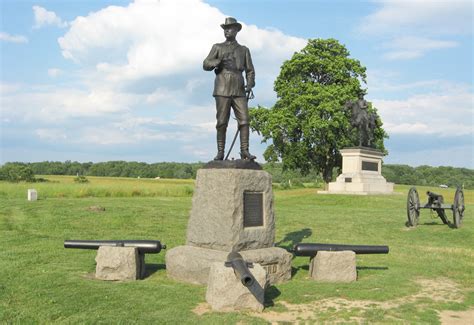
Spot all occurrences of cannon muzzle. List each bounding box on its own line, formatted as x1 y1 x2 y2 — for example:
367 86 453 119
64 240 166 254
293 243 389 257
426 191 444 205
225 252 255 287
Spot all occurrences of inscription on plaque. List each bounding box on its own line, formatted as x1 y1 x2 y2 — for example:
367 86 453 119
262 263 278 274
243 191 263 227
362 161 378 172
345 177 352 183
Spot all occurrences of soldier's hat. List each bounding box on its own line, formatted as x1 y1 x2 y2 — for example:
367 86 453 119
220 17 242 31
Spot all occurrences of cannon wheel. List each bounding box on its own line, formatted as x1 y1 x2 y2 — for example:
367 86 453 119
452 188 465 228
407 187 420 227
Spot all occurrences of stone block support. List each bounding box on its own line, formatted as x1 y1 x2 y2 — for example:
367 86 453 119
206 262 267 312
95 246 144 281
309 251 357 283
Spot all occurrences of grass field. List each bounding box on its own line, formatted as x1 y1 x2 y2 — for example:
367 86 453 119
1 176 473 323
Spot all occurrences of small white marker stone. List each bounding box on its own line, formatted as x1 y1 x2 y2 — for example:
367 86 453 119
27 189 38 201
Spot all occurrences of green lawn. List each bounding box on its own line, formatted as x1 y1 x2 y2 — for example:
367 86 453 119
0 176 472 323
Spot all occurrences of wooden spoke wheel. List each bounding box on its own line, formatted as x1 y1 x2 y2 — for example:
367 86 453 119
407 187 420 227
452 187 465 228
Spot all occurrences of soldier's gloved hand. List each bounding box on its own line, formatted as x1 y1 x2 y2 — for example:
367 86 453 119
245 85 253 93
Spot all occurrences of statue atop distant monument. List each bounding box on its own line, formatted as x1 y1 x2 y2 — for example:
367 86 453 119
203 17 256 161
345 96 378 148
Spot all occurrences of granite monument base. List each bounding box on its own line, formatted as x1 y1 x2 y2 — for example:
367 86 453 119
166 245 292 286
186 166 275 251
167 161 292 286
319 147 393 195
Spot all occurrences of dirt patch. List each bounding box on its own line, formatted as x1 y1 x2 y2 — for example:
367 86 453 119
410 278 464 303
439 309 474 325
192 303 211 316
193 277 467 323
87 205 105 212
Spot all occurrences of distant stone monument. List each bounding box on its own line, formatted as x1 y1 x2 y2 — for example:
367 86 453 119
321 147 393 195
320 97 393 195
166 18 292 285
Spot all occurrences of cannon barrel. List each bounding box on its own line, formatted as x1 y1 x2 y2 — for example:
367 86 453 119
427 191 443 200
64 240 166 254
426 191 444 205
225 252 254 287
293 243 389 257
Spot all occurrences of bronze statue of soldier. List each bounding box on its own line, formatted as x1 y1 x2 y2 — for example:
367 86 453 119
346 95 378 148
203 17 256 161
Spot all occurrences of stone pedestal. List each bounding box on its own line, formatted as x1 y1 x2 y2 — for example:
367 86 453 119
95 246 145 281
166 245 291 285
206 262 266 312
309 251 357 283
166 161 292 285
186 168 274 251
320 147 393 195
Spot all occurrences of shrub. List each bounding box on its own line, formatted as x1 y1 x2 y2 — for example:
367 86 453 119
0 163 36 182
74 175 89 183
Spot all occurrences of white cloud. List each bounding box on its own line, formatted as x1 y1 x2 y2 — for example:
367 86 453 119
33 6 68 29
47 68 63 77
36 128 67 141
69 116 211 146
358 0 473 36
358 0 471 60
77 127 144 145
4 0 306 162
0 82 22 94
1 87 141 122
382 36 458 60
58 0 306 83
373 84 473 137
0 32 28 43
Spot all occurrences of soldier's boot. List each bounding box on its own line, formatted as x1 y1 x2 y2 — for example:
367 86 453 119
214 127 226 160
239 125 256 161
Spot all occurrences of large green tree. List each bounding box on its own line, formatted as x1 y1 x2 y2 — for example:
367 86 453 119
250 38 387 183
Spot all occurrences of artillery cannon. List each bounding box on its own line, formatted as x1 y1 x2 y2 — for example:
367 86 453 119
292 243 389 257
407 187 465 228
64 239 166 254
64 240 166 279
224 252 255 287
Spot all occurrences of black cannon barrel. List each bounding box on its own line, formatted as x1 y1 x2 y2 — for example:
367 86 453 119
427 191 443 200
64 240 166 254
225 252 255 287
427 191 442 197
293 243 389 257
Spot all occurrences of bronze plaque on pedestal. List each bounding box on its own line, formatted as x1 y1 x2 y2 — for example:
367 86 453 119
362 161 378 172
243 192 263 227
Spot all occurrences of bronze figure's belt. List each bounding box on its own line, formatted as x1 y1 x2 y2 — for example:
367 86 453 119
220 68 242 74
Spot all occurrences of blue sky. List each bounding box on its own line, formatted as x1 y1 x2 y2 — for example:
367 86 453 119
1 0 473 168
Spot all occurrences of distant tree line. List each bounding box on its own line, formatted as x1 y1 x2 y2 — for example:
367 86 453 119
0 161 472 189
382 164 473 189
0 161 202 182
